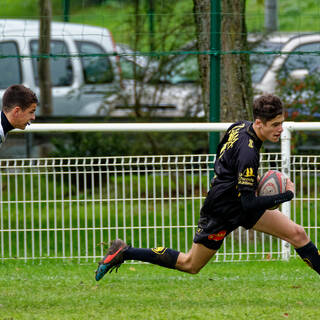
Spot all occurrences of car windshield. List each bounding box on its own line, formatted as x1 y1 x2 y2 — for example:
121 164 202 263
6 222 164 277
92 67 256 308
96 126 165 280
250 41 284 83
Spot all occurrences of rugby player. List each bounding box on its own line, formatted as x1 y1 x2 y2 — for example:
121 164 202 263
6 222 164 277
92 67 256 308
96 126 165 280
0 84 38 147
96 94 320 280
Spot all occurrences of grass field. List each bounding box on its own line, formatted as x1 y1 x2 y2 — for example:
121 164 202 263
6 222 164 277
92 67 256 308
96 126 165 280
0 259 319 319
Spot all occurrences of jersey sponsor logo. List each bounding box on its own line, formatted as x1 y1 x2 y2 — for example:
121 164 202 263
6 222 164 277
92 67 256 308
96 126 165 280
248 139 254 148
152 247 167 255
219 124 245 159
208 230 227 241
238 168 255 186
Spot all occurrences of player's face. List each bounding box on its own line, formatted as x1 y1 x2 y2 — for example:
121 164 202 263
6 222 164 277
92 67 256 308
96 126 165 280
255 114 284 142
13 103 37 130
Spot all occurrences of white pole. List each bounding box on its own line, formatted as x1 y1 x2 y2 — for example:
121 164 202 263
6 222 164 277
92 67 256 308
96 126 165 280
11 121 320 133
265 0 278 32
281 122 292 261
13 122 232 133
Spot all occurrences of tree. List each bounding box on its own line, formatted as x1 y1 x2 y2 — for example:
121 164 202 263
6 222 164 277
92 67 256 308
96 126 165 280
193 0 253 122
39 0 53 157
39 0 52 116
220 0 253 121
193 0 211 119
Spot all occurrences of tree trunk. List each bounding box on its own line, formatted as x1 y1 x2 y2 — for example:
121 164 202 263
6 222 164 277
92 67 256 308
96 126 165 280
193 0 252 122
220 0 253 122
193 0 211 119
39 0 52 116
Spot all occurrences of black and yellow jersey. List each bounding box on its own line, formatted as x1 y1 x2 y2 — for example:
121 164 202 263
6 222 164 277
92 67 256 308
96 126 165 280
211 120 262 199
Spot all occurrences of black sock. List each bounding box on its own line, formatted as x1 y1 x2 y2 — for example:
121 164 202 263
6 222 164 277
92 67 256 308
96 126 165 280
295 241 320 275
123 246 180 269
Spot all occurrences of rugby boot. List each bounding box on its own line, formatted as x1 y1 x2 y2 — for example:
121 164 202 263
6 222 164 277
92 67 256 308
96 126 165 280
95 239 129 281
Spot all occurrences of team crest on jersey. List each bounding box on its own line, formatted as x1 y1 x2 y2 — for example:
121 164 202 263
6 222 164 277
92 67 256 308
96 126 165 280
248 139 254 148
152 247 167 255
208 230 227 241
244 168 254 177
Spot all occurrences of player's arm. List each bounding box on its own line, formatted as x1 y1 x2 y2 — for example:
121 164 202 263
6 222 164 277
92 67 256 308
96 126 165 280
240 178 294 211
240 189 293 211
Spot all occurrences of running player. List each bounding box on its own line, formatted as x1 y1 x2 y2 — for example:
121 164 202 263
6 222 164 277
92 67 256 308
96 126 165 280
95 94 320 280
0 84 38 148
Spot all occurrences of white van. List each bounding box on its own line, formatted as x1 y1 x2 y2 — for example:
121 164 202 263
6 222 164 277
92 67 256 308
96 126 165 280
0 19 122 117
0 19 201 118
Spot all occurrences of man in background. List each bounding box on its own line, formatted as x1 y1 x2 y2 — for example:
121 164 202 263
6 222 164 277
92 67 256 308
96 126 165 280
0 84 38 147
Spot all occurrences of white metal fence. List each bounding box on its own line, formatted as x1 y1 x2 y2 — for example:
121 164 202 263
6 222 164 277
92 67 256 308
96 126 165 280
0 122 319 262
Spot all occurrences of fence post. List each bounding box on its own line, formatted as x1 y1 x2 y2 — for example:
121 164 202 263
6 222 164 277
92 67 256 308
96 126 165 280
281 122 292 260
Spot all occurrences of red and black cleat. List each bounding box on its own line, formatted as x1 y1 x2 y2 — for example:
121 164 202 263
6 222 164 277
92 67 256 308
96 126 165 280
95 239 129 281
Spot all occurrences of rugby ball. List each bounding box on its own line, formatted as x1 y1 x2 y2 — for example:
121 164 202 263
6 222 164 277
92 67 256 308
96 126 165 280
257 170 287 209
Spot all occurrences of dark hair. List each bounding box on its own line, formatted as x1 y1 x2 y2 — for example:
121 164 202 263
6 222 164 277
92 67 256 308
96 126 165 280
253 94 283 122
2 84 38 112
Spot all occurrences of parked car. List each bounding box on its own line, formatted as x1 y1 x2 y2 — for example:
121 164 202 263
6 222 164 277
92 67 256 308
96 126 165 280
149 33 320 96
146 33 320 117
250 32 320 94
250 32 320 153
111 43 202 117
0 19 123 117
0 19 201 119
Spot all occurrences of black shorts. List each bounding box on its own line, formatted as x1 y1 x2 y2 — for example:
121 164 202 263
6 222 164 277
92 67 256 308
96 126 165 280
193 188 265 250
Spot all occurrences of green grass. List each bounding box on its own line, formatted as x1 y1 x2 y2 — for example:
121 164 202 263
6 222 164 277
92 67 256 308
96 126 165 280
0 259 319 319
